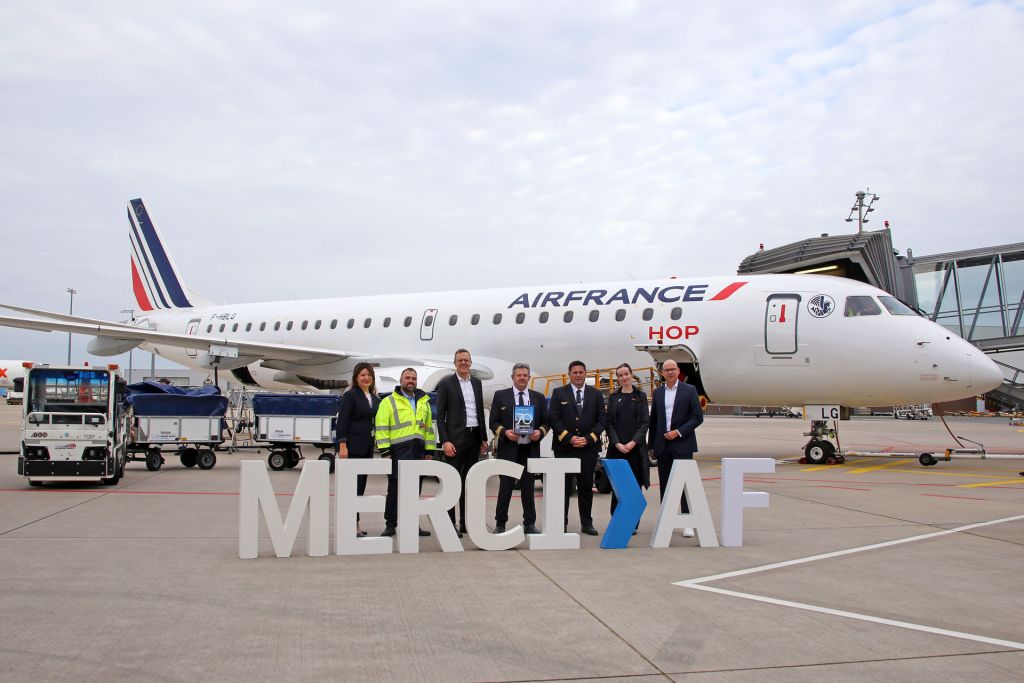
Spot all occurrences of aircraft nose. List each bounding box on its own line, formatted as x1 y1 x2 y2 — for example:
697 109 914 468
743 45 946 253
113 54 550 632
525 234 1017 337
970 353 1004 393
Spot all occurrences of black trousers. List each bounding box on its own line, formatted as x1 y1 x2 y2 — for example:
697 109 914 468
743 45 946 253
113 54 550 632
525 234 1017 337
446 430 481 529
495 444 536 526
384 444 426 527
656 452 692 514
608 451 645 515
558 449 598 527
347 449 372 522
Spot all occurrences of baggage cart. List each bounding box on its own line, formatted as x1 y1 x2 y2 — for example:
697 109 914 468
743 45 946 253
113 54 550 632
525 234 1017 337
251 393 341 471
126 382 229 471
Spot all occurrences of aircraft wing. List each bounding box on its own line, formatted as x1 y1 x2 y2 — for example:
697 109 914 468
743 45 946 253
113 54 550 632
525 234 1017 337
0 302 137 327
0 313 422 367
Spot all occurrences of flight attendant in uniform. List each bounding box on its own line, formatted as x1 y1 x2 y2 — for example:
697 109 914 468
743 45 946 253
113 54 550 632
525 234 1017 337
550 360 606 535
606 363 650 529
336 362 381 537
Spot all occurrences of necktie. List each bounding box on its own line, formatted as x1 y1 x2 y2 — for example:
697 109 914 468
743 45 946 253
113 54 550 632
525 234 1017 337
576 389 583 410
518 391 525 406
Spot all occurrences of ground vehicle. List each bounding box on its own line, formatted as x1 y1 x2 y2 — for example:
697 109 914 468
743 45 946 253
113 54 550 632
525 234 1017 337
6 390 23 405
126 381 229 471
252 393 340 471
17 364 129 486
894 404 932 420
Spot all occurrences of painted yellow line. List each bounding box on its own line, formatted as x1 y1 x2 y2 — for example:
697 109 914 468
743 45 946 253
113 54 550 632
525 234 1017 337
848 459 913 474
958 479 1024 489
889 469 1023 480
800 458 874 472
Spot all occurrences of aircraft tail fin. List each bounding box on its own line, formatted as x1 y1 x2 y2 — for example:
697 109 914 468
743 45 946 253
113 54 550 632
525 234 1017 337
128 198 199 311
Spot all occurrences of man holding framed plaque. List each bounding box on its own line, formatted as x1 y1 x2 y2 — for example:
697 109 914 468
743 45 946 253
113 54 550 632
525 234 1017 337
490 362 549 534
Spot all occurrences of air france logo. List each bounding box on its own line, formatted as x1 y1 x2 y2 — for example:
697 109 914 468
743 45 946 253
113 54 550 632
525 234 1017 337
807 294 835 318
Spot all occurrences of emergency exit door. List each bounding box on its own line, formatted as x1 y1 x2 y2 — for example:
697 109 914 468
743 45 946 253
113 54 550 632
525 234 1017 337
185 318 201 359
420 308 437 341
764 294 800 355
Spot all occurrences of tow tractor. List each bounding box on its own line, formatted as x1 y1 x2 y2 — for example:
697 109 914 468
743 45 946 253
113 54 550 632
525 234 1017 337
17 363 130 486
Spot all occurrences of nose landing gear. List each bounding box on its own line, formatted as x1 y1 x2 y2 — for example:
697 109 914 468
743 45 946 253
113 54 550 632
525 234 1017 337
802 420 844 465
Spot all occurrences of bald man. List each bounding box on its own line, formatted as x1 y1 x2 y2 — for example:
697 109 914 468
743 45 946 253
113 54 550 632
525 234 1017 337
648 359 704 537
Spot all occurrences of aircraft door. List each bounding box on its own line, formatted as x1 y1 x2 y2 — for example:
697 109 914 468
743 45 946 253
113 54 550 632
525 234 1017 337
185 318 201 359
764 294 800 355
420 309 437 341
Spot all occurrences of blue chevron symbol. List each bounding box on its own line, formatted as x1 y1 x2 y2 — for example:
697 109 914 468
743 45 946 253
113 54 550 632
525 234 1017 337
600 458 648 549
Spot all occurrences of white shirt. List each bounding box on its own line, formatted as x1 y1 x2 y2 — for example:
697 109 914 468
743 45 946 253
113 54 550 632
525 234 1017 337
457 374 478 428
664 381 678 435
514 387 531 444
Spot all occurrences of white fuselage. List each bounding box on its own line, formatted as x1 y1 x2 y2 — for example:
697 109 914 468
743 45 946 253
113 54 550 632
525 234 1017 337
128 274 1002 407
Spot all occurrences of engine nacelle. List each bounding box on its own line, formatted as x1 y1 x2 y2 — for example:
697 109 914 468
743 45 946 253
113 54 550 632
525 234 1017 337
87 336 142 357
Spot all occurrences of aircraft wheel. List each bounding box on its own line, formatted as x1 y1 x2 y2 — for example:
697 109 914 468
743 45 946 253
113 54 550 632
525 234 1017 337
268 451 287 471
146 448 163 471
197 449 217 470
919 453 937 467
318 453 335 473
804 440 835 465
286 450 301 469
180 447 198 468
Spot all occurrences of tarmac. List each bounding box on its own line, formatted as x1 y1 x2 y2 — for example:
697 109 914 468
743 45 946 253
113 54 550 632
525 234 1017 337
0 403 1022 682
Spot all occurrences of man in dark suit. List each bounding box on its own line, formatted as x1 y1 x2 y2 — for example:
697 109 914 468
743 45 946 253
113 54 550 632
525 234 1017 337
436 348 489 537
549 360 606 535
648 359 704 537
490 362 549 534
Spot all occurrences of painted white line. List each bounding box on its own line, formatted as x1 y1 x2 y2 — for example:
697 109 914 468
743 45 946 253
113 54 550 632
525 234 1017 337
678 514 1024 586
679 582 1024 650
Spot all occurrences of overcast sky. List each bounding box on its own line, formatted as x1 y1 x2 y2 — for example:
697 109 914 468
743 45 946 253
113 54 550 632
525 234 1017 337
1 1 1022 366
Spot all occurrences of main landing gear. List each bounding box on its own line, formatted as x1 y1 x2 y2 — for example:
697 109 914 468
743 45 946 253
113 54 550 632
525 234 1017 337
802 420 845 465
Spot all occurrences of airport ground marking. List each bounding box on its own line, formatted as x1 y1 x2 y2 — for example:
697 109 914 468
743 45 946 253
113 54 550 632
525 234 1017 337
814 485 870 491
957 479 1024 489
673 514 1024 651
921 494 986 501
848 459 913 474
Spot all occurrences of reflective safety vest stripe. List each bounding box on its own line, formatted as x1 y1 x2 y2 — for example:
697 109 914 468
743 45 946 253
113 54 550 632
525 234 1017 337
375 392 435 452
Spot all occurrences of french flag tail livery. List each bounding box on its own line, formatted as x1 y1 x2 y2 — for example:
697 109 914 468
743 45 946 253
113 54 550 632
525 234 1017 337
128 198 194 312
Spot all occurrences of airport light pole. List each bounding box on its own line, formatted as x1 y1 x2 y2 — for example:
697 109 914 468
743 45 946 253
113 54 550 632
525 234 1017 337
121 308 135 382
66 288 76 364
845 189 880 233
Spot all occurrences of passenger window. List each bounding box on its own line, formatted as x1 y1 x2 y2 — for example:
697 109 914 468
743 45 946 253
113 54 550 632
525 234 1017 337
286 321 294 331
424 315 433 326
471 314 480 325
449 315 458 326
589 310 599 322
330 319 337 330
844 296 882 317
642 308 653 321
231 323 238 332
363 318 372 329
878 296 916 316
564 311 574 323
670 307 682 320
404 317 412 327
245 323 252 332
301 321 308 330
219 324 225 332
615 309 626 322
274 322 281 331
259 322 266 332
539 311 549 323
206 324 213 333
347 319 355 329
383 317 391 328
314 320 322 330
516 312 525 324
493 313 502 324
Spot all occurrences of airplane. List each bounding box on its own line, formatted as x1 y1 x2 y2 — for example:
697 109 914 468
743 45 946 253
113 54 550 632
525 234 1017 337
0 198 1004 463
0 361 30 399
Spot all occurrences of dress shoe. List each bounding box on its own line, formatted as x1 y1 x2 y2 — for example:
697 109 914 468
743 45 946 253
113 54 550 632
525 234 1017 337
381 526 396 537
459 524 467 535
631 530 638 536
418 528 431 537
682 527 695 538
523 524 540 534
357 530 368 538
494 524 506 534
581 525 599 536
456 530 464 538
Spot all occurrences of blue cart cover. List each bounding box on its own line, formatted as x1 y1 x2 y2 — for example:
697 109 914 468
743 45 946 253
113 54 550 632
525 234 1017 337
251 393 341 416
126 382 228 417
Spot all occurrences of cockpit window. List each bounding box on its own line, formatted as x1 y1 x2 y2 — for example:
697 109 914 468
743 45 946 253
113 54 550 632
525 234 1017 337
878 296 917 316
844 296 882 317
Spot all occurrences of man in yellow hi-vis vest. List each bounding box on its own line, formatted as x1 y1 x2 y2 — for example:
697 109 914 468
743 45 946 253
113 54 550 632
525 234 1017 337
376 367 436 537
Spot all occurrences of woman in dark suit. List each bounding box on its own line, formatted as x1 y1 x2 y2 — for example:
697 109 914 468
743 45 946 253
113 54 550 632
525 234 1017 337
606 363 650 523
337 362 381 537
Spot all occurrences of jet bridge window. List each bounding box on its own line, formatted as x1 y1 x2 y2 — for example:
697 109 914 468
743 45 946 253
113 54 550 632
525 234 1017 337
363 318 372 329
642 308 654 321
844 296 882 317
589 310 599 322
515 312 525 324
383 317 391 328
564 311 574 323
301 321 308 330
493 313 502 324
670 307 682 320
878 296 917 316
471 314 480 325
539 311 549 323
615 309 626 321
449 315 458 326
